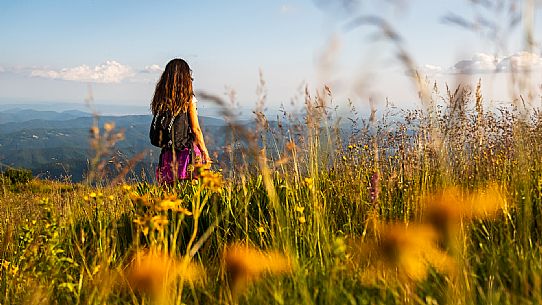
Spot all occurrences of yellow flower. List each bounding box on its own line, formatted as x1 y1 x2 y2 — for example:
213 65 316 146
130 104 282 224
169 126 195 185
349 223 455 285
151 215 169 231
295 206 305 213
200 169 223 192
423 184 507 246
10 265 18 275
1 260 10 270
303 177 313 188
90 126 99 136
223 243 292 295
83 196 89 201
104 122 115 132
298 216 306 224
108 195 114 200
257 226 265 233
89 192 97 198
122 184 132 191
158 198 192 215
126 248 205 297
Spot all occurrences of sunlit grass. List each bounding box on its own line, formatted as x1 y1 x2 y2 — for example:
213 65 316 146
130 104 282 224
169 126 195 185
2 82 542 304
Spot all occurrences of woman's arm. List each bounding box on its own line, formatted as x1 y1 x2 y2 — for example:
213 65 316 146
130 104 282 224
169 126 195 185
188 97 211 162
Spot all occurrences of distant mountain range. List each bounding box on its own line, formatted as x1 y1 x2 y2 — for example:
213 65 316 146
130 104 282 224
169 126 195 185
0 108 232 182
0 105 366 182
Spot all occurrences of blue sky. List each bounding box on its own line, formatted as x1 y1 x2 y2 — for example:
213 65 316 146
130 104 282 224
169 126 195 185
0 0 541 113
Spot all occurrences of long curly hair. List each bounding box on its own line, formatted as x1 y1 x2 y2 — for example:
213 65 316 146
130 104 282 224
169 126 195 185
151 58 193 115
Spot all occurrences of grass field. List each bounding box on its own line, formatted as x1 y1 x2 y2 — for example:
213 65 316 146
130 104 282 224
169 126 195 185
2 82 542 305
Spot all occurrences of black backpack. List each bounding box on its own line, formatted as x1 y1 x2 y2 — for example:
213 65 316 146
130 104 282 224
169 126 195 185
150 109 193 149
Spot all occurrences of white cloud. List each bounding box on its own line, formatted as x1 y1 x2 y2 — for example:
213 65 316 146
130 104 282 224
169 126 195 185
0 66 4 73
419 52 542 76
142 64 162 73
421 64 444 74
452 53 499 74
450 52 542 74
31 60 134 83
497 51 542 72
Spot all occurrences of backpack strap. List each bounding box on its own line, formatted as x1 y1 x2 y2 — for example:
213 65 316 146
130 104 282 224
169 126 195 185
167 107 184 133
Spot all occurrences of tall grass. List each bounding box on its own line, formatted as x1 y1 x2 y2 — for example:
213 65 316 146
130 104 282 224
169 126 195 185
1 78 542 304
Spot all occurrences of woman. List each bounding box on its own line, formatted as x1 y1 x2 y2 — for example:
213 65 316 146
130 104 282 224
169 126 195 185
150 58 210 183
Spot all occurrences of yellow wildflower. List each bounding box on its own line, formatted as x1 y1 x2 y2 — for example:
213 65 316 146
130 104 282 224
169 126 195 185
349 223 455 285
104 122 115 132
223 243 292 295
1 260 10 270
126 248 205 297
158 198 192 215
303 177 313 188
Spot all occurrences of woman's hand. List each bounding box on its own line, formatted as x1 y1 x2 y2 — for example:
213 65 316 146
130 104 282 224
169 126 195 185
202 149 211 163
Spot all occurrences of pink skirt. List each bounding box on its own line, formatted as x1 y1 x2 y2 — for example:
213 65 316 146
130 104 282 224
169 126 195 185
155 145 202 184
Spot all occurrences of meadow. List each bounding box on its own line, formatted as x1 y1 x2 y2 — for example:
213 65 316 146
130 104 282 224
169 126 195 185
1 80 542 305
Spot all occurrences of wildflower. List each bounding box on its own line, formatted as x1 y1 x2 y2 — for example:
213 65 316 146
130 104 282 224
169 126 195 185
122 184 132 191
150 215 169 232
10 265 18 275
83 196 89 201
199 168 223 192
295 206 305 213
104 122 115 132
90 126 99 137
1 260 10 270
303 177 313 188
89 192 97 198
223 243 292 295
257 226 265 233
424 184 506 247
348 144 354 150
349 223 455 285
108 195 114 200
126 248 205 297
158 198 192 215
298 216 306 224
133 216 151 236
130 193 151 207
